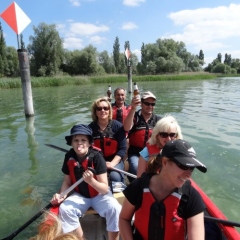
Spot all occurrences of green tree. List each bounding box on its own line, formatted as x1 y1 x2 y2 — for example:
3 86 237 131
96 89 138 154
0 22 7 77
20 34 25 49
217 53 222 63
4 46 19 77
66 45 103 75
204 63 213 72
188 55 202 72
28 22 64 76
118 53 127 74
231 58 240 73
138 43 147 74
212 63 231 74
113 37 120 73
130 52 139 74
198 50 204 66
199 50 204 60
98 50 115 74
224 53 232 66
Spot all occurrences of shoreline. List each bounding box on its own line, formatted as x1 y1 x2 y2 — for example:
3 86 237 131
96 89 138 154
0 72 239 89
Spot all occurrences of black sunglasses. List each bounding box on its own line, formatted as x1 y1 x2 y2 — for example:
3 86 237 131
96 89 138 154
96 106 110 111
159 132 177 138
173 160 195 172
142 102 156 106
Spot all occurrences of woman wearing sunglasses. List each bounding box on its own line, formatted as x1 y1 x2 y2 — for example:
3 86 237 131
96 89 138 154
137 115 182 178
119 139 207 240
88 97 127 183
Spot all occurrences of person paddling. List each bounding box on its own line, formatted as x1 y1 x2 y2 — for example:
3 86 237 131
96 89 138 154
119 139 207 240
51 124 121 240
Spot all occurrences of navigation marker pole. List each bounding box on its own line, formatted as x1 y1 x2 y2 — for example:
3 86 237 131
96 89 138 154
125 48 132 94
0 2 33 117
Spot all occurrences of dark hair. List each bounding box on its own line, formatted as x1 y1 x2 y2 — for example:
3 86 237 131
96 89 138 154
146 154 163 174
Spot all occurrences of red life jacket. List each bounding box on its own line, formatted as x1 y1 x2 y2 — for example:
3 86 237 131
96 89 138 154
67 147 100 198
128 111 160 149
146 142 160 157
133 174 189 240
112 102 131 124
91 120 118 159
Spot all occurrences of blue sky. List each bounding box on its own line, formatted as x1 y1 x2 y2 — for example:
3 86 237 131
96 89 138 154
1 0 240 66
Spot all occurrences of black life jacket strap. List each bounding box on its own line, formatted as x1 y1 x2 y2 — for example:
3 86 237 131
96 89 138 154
177 180 191 218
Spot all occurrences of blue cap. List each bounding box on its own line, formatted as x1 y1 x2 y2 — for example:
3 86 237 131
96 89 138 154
65 124 93 145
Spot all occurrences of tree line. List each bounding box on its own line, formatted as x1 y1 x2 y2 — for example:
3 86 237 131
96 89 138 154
0 22 240 78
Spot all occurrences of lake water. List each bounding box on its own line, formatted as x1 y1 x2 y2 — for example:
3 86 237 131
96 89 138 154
0 77 240 239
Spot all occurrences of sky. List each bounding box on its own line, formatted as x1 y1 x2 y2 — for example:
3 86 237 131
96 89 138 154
1 0 240 66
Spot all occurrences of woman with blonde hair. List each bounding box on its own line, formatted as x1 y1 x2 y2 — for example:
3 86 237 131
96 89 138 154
30 211 80 240
137 115 182 177
88 96 127 182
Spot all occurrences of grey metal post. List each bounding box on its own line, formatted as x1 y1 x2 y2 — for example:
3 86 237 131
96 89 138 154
17 49 34 117
127 59 132 93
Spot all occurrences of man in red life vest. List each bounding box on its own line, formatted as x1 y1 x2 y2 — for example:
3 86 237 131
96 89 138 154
123 91 161 182
111 87 131 124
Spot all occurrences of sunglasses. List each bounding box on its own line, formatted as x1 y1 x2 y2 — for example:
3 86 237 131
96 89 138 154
96 106 110 111
142 102 156 107
159 132 177 138
174 161 195 172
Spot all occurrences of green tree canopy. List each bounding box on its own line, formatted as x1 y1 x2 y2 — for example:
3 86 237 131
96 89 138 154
113 37 120 73
28 22 64 76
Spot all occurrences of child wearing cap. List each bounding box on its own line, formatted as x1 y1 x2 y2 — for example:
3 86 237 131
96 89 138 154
119 139 207 240
51 124 121 240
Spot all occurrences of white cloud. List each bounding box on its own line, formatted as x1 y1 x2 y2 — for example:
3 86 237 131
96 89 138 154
163 4 240 64
69 0 81 7
63 37 84 49
132 49 141 61
67 23 109 36
58 22 109 50
121 22 138 30
89 36 106 45
123 0 145 7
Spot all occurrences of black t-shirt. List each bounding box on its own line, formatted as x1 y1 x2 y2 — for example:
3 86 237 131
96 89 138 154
123 173 205 219
61 148 107 197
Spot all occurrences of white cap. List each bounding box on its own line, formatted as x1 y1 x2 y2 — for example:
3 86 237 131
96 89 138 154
141 91 156 100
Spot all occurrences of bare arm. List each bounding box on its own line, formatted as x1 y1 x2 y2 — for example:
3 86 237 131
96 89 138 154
187 212 205 240
106 155 122 169
119 197 135 240
84 170 108 194
137 155 148 178
51 174 72 205
123 97 139 131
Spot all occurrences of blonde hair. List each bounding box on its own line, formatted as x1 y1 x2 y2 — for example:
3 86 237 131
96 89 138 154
148 115 183 146
29 212 80 240
91 96 113 122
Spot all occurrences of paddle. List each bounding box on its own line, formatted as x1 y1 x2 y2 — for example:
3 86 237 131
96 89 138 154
1 167 96 240
205 216 240 228
45 143 240 229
